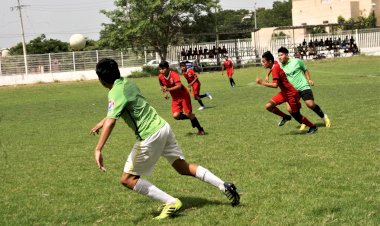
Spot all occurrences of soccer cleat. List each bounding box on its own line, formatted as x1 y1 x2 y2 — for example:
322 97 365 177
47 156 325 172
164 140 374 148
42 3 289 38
307 126 318 134
299 124 307 131
223 182 240 207
278 115 292 126
197 130 205 135
154 199 182 220
206 92 213 100
324 116 331 128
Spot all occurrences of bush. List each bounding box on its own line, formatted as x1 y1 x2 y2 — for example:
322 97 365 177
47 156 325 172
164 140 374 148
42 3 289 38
128 71 151 78
142 66 159 76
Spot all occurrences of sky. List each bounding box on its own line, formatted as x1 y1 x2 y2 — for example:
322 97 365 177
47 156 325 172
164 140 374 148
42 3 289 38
0 0 276 49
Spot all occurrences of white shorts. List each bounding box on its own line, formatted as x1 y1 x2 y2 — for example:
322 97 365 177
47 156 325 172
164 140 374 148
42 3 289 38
123 123 185 176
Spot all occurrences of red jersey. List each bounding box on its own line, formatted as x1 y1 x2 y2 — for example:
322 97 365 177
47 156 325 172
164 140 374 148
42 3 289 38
182 68 200 85
223 59 233 69
271 61 298 99
158 70 188 100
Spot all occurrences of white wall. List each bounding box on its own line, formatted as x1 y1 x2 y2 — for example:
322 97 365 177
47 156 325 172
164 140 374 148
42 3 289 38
0 66 142 86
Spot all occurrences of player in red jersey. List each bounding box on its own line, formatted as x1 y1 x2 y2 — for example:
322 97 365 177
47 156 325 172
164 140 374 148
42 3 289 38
256 51 318 134
158 61 205 135
179 62 212 110
221 55 236 88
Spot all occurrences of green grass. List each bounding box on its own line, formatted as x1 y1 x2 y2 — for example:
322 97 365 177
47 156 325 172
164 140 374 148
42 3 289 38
0 55 379 225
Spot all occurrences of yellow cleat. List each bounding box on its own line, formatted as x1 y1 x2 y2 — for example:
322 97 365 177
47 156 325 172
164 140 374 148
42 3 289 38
324 116 331 128
299 124 307 131
154 199 182 220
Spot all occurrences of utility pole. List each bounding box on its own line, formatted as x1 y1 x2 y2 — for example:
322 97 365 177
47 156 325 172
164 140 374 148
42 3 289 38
254 0 257 29
11 0 28 76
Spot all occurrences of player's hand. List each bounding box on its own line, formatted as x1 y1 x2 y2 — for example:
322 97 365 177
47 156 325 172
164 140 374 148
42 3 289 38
256 77 262 85
164 93 169 99
161 86 168 92
90 123 103 135
95 149 106 172
308 79 314 86
265 76 270 82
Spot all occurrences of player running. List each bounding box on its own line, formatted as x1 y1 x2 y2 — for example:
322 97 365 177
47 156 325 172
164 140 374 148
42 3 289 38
158 61 205 135
256 51 318 134
221 55 236 88
277 47 331 130
179 61 212 110
91 58 240 220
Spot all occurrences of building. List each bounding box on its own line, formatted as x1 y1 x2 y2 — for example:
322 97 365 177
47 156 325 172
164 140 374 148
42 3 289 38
292 0 380 27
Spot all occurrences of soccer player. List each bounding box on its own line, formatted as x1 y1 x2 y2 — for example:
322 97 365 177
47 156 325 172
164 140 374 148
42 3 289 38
221 55 236 88
90 58 240 220
277 47 331 130
179 61 212 110
158 61 205 135
256 51 318 134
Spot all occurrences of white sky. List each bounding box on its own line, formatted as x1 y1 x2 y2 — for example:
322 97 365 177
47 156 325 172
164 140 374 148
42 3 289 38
0 0 276 49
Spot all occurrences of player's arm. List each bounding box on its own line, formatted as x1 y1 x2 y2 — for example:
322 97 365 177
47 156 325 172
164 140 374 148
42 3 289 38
166 83 182 91
159 80 169 99
92 118 116 172
90 117 107 135
256 77 278 88
188 74 198 87
304 70 314 86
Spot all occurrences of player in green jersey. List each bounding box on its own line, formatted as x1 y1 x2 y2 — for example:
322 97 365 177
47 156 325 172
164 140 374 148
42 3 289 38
90 58 240 220
276 47 331 130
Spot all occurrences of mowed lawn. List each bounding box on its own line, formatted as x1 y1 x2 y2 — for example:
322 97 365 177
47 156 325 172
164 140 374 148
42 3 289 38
0 56 379 225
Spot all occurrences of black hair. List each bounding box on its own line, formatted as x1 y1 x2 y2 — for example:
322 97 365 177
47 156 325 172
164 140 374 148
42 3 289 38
96 58 121 84
262 51 274 62
278 47 289 54
159 61 169 69
179 62 187 67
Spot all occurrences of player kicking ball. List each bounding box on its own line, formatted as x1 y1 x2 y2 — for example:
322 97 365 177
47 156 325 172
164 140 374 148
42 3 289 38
256 51 318 134
179 61 212 110
90 59 240 220
158 61 205 135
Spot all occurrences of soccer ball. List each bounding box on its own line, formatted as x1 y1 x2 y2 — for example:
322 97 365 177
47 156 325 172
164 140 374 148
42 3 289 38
69 34 86 50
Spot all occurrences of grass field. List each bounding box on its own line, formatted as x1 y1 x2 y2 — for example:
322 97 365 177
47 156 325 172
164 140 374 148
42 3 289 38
0 56 379 225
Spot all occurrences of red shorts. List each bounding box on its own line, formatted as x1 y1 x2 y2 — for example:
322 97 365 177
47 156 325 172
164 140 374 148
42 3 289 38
172 93 192 114
191 82 200 96
271 92 301 113
226 69 233 78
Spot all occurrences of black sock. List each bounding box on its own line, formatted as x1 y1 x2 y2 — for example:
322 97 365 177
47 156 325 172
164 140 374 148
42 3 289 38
199 94 207 98
198 100 205 107
178 113 189 120
191 117 204 131
290 111 303 124
312 105 325 118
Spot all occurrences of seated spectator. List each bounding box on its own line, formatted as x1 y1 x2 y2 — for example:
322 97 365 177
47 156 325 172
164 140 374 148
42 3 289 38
302 39 307 47
181 48 186 60
308 46 316 58
221 45 228 54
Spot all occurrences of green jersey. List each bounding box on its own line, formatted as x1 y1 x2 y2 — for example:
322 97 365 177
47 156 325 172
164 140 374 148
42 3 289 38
281 58 310 91
107 78 166 140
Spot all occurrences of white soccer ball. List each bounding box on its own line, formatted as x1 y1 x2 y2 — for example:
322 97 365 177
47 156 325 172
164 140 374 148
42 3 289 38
69 34 86 50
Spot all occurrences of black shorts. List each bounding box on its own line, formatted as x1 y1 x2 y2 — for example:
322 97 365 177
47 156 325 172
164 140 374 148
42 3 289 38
298 89 314 101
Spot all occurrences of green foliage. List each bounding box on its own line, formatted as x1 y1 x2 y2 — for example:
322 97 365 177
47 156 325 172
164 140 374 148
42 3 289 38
9 34 69 55
99 0 218 60
338 12 377 30
0 56 379 225
142 65 159 76
311 26 327 34
128 70 151 78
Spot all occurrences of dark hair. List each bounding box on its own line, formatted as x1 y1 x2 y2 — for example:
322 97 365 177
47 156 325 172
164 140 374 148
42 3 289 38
159 61 169 69
179 62 186 67
278 47 289 54
262 51 274 62
96 58 121 84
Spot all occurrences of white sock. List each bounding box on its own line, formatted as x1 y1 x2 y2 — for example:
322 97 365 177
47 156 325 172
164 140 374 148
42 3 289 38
195 166 225 191
133 179 177 204
324 114 328 119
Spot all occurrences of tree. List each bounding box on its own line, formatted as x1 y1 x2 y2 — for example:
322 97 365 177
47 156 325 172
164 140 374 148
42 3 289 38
99 0 218 60
9 34 69 55
337 12 377 30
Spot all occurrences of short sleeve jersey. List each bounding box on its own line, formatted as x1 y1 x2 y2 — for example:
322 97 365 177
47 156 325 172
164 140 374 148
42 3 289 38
271 61 298 98
280 58 310 91
223 59 233 69
107 78 166 140
158 70 188 100
182 68 200 85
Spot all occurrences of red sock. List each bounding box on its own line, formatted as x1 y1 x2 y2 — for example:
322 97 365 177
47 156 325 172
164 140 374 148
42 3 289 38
302 116 315 127
271 107 286 117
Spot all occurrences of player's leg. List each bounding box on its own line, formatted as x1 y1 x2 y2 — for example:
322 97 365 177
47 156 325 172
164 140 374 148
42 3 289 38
301 89 331 127
270 93 292 126
288 97 317 134
121 132 182 219
172 100 189 120
192 83 205 110
183 95 205 135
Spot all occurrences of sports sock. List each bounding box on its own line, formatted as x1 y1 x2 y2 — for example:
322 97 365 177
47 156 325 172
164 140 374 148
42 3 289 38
195 166 225 192
198 100 205 107
199 94 207 98
231 78 236 86
178 113 189 120
271 107 287 118
291 111 314 127
312 104 325 118
190 117 204 131
133 179 177 204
